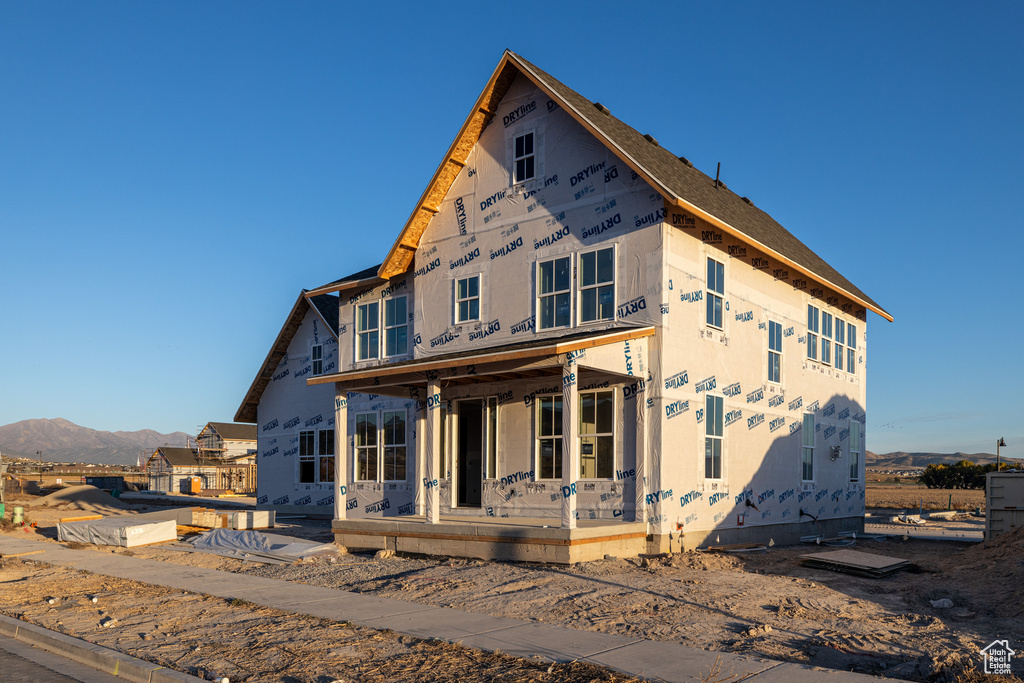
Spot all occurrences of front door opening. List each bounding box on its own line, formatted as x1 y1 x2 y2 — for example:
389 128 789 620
457 399 483 507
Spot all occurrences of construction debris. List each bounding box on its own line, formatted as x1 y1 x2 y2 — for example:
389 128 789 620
800 549 911 578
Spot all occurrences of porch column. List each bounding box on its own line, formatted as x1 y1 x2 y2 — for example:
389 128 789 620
424 379 441 523
414 400 425 517
634 385 648 524
561 360 579 529
333 386 348 521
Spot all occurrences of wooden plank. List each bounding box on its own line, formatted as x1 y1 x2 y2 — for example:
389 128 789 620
800 549 909 570
59 515 103 523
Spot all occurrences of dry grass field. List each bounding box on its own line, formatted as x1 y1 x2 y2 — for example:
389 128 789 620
865 482 986 511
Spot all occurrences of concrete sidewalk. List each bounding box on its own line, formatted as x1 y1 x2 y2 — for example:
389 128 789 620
0 536 895 682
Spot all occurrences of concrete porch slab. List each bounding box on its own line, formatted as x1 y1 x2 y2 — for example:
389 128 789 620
333 515 648 563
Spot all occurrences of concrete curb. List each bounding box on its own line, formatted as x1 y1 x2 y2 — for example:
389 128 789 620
0 614 205 682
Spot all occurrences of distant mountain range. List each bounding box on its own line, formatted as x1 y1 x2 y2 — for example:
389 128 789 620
0 418 191 466
865 450 1006 469
0 418 1012 469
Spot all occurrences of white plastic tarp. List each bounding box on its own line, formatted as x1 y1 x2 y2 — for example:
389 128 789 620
57 517 177 547
190 529 339 562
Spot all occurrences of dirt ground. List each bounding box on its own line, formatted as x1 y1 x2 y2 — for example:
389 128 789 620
2 490 1021 682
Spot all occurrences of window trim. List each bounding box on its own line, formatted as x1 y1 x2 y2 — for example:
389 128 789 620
577 246 616 325
767 320 783 385
354 411 379 482
381 409 408 482
454 274 482 324
298 430 316 484
513 130 536 184
355 296 410 362
706 257 725 330
704 394 724 480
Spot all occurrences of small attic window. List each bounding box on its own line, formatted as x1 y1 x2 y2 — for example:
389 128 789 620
514 132 535 183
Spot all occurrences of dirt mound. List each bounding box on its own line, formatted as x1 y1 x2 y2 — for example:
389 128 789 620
944 525 1024 618
35 485 129 512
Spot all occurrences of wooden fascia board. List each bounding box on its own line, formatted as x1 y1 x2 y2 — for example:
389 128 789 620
508 53 893 324
379 55 517 280
668 195 894 323
233 292 310 423
307 326 655 387
306 276 383 298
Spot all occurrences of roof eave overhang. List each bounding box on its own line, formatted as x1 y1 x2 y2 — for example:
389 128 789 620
378 51 892 323
307 326 655 387
233 292 311 423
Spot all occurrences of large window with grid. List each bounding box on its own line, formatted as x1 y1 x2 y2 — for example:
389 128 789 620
578 248 615 323
706 258 724 329
538 257 572 330
536 396 563 480
356 298 408 361
579 390 614 479
704 394 723 479
318 430 335 483
354 410 408 482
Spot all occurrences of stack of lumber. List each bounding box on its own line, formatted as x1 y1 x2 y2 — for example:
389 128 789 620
800 549 911 578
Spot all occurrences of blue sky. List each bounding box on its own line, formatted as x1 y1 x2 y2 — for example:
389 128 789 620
1 2 1021 460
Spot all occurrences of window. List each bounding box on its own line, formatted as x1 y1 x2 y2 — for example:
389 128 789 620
580 390 614 478
847 323 857 375
834 319 845 371
579 248 615 323
704 394 723 479
357 297 408 361
455 275 480 323
538 256 572 329
768 320 782 384
807 305 819 361
382 410 407 481
355 410 408 482
849 421 862 481
821 312 833 366
311 344 323 376
802 414 815 481
298 430 316 483
318 429 335 483
486 397 498 479
356 302 379 361
513 131 535 183
537 396 562 479
355 413 378 481
706 258 724 328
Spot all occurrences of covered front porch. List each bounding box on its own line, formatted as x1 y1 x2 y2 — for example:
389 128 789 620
309 326 656 562
332 514 648 564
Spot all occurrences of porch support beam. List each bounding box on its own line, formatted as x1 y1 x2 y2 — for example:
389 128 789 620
333 386 349 522
424 378 441 523
561 359 579 529
634 384 647 524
